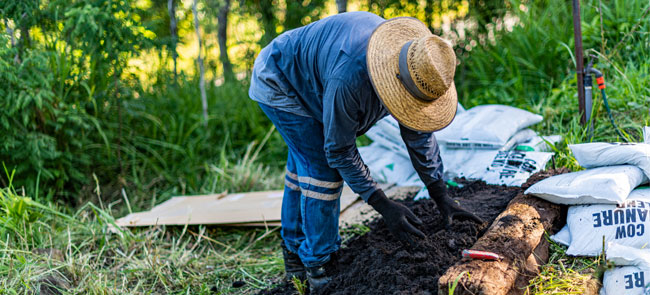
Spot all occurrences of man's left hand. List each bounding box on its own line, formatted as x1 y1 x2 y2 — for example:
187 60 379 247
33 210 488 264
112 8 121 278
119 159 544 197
427 180 484 226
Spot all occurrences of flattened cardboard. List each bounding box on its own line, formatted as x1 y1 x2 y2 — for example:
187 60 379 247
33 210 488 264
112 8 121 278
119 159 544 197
116 186 360 227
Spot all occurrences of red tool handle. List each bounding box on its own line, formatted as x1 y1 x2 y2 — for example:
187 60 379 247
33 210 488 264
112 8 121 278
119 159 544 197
462 249 502 260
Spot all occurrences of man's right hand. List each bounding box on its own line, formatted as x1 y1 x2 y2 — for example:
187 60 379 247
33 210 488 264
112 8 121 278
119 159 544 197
368 190 425 246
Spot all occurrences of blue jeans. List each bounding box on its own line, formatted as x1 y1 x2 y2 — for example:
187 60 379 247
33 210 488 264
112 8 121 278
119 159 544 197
258 103 342 268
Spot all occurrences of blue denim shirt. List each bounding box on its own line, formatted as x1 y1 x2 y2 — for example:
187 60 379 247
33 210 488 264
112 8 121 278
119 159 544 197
249 11 443 201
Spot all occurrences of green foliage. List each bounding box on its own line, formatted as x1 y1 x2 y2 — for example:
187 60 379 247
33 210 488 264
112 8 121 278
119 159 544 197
457 0 574 106
1 0 650 292
0 0 156 200
284 0 327 30
457 0 650 172
291 276 308 295
457 0 650 106
107 79 285 211
0 34 92 196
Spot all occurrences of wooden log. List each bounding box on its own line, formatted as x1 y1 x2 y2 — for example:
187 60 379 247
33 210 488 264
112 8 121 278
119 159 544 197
507 237 549 295
438 193 562 295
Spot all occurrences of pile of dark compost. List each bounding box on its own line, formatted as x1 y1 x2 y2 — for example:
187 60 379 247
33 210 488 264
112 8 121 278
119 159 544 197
261 180 523 295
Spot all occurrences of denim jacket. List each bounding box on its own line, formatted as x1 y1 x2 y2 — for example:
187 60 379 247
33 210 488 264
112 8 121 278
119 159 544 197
249 12 443 201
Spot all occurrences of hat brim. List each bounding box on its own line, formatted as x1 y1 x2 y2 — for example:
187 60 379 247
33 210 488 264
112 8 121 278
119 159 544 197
367 17 457 132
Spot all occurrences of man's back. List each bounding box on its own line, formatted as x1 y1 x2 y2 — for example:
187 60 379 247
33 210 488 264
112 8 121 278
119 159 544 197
249 11 384 120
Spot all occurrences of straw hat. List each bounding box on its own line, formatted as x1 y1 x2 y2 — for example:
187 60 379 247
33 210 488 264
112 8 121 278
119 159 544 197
367 17 458 132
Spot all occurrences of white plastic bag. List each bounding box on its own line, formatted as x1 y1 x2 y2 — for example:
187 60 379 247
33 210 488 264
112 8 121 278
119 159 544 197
364 116 409 158
516 135 562 152
416 150 552 200
358 143 416 185
601 266 650 295
500 129 538 151
442 149 552 186
551 224 571 247
439 146 497 180
525 165 648 205
564 188 650 256
365 103 466 159
607 243 650 268
435 105 543 149
570 143 650 178
482 150 553 186
602 243 650 295
456 102 466 114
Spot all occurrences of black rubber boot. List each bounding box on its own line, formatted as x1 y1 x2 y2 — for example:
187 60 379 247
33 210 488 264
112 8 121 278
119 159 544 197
305 252 339 294
281 242 306 282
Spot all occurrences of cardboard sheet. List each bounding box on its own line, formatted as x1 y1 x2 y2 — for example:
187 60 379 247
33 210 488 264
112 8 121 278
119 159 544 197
116 186 361 227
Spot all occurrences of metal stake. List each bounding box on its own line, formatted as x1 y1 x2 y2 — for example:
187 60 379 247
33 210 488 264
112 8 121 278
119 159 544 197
572 0 586 125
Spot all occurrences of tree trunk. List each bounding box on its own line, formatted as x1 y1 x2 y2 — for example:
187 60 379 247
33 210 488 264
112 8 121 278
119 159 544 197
16 18 30 63
4 19 18 63
424 0 434 31
192 0 209 127
336 0 347 13
257 0 276 46
218 0 235 83
4 19 15 47
168 0 178 83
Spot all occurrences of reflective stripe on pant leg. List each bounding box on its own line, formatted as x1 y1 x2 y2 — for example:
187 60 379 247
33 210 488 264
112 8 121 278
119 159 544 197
286 168 299 182
298 176 343 189
281 153 304 253
301 187 343 201
298 175 344 201
285 167 301 192
285 176 301 191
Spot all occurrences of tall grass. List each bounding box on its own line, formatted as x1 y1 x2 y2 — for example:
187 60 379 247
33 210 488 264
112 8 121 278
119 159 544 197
81 79 286 214
457 0 650 171
0 170 284 294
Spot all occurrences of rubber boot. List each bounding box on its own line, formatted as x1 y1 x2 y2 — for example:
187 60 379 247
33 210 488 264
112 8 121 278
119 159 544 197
305 252 339 294
281 242 306 282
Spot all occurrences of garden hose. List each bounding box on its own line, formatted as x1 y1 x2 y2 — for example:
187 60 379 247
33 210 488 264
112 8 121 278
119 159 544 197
588 68 628 142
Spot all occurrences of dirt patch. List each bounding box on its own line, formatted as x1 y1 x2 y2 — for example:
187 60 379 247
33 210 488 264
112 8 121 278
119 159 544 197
260 180 522 295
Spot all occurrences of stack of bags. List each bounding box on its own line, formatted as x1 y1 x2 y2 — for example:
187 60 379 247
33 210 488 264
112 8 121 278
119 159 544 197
525 142 650 295
434 104 559 187
359 104 560 198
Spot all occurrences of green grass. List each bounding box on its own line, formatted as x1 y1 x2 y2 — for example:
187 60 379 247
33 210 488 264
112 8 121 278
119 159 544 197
0 170 285 294
524 238 606 294
3 0 650 293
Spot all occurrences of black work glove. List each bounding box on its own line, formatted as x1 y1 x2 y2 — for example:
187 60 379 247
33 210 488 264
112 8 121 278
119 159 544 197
428 179 484 226
368 190 425 246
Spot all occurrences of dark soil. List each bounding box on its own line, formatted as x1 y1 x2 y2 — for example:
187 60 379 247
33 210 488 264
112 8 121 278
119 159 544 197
260 180 522 295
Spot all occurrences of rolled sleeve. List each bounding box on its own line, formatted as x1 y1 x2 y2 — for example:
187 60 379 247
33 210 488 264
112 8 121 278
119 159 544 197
399 124 444 187
322 79 380 201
